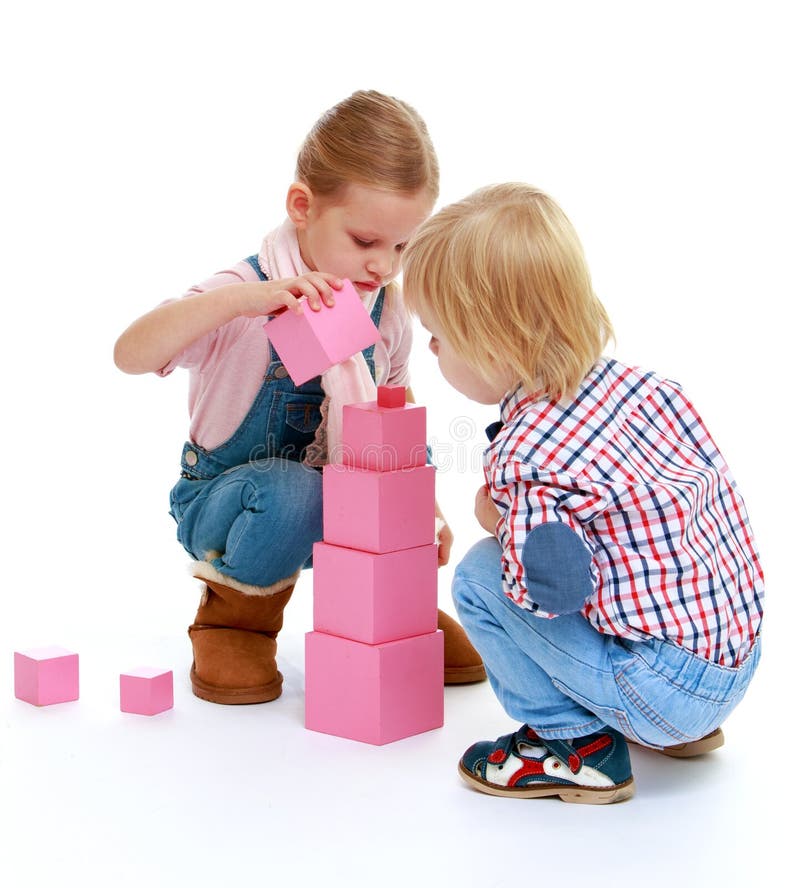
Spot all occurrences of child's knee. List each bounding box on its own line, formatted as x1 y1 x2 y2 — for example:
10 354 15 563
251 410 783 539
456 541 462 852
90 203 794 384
453 536 503 607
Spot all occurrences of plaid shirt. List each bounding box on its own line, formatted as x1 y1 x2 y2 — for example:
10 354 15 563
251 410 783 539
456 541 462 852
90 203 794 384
485 359 763 667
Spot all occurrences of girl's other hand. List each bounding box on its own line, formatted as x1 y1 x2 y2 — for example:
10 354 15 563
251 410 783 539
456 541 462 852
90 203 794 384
240 272 342 317
436 521 454 567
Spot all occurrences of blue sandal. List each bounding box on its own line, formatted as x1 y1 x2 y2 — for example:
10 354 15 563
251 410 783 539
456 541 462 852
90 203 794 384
459 724 635 804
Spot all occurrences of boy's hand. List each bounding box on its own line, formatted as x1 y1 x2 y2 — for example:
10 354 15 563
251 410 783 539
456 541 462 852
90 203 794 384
475 485 501 535
239 273 342 317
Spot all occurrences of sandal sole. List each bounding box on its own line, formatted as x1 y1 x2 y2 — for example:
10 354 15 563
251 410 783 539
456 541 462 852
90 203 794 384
458 762 635 804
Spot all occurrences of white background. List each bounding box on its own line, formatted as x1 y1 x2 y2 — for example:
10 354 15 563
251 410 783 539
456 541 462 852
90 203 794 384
1 2 796 886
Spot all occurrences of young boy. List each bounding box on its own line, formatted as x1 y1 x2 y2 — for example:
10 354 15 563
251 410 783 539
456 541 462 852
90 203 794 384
402 183 763 804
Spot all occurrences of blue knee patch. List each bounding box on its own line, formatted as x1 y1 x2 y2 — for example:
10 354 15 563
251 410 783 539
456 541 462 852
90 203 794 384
520 523 593 615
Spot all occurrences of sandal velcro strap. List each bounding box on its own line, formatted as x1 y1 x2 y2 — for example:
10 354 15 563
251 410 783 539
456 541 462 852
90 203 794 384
536 735 584 774
513 726 583 775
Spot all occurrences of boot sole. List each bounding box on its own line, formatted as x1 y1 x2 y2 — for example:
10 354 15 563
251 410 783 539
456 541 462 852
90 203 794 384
458 762 635 804
444 663 488 685
190 665 284 705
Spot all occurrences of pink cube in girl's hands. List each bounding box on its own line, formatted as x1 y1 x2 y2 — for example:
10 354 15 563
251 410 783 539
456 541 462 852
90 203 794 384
264 278 380 385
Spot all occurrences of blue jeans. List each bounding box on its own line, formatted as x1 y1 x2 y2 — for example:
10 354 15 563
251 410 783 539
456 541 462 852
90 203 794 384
169 458 323 587
452 537 761 747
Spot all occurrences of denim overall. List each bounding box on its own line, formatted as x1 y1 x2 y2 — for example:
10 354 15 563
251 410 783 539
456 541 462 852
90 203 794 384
168 256 385 588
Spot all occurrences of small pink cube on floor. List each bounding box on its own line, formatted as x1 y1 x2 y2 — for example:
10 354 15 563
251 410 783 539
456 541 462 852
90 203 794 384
14 646 79 706
120 667 174 716
305 630 444 745
263 278 381 385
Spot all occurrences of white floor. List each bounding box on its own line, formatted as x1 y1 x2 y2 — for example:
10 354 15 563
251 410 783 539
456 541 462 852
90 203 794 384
1 549 789 888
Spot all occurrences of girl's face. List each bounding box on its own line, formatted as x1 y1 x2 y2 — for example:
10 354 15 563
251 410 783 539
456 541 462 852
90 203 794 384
290 183 434 300
416 304 513 405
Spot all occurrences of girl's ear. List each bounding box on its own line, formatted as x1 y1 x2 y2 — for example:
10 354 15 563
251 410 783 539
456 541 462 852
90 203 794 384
286 182 314 229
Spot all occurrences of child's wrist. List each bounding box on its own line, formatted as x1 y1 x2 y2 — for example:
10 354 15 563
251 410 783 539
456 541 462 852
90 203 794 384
225 282 262 319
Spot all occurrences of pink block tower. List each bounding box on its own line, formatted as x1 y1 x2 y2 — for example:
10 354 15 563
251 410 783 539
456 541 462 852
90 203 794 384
305 385 444 745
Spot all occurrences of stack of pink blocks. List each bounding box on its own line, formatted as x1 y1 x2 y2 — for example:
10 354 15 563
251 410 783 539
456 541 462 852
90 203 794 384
305 385 444 745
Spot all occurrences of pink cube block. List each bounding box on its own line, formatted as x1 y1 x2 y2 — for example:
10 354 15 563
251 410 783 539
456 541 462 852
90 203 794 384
120 667 174 716
340 400 427 471
377 385 407 408
322 463 435 553
313 541 438 644
14 646 79 706
263 279 380 385
305 630 444 745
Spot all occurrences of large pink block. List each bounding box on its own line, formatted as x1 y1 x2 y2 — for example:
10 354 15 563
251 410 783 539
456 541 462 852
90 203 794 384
14 646 79 706
339 399 427 472
313 541 437 644
120 667 174 716
263 279 380 385
305 630 444 745
322 463 435 553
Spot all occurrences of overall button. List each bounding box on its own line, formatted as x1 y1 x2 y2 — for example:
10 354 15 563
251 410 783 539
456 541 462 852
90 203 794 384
185 450 199 466
274 366 289 379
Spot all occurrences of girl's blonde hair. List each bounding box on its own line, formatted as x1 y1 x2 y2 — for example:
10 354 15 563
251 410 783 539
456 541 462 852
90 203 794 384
403 183 614 401
296 90 439 200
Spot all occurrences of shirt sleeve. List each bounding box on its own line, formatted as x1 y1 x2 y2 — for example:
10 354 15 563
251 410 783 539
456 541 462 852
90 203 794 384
155 262 258 377
488 456 602 617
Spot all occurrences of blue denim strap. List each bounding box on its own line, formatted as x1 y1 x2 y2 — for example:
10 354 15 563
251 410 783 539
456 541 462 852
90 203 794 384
362 287 385 366
244 253 267 280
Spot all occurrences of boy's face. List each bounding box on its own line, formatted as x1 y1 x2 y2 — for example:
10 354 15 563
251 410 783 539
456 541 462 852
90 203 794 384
416 304 511 405
293 183 434 301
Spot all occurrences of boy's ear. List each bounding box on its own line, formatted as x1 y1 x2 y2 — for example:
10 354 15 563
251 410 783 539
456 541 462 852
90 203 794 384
286 182 313 229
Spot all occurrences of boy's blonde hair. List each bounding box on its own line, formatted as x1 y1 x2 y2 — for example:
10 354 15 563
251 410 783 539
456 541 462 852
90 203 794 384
403 183 613 401
296 90 439 201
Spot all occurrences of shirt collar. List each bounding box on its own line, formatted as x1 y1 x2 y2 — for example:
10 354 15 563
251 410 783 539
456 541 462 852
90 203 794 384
499 384 546 426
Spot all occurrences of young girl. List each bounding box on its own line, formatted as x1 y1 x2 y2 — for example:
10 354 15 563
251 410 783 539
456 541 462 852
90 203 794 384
402 183 763 804
114 90 485 706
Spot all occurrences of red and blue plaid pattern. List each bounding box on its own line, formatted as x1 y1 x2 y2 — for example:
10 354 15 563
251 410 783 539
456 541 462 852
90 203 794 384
485 359 763 667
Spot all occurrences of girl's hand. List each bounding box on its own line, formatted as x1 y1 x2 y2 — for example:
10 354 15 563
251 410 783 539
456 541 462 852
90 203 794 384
239 272 343 318
436 520 454 567
434 502 454 567
475 485 501 535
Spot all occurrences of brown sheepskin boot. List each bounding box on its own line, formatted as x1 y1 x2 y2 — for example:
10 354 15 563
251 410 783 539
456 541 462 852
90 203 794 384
438 609 487 685
188 569 295 705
